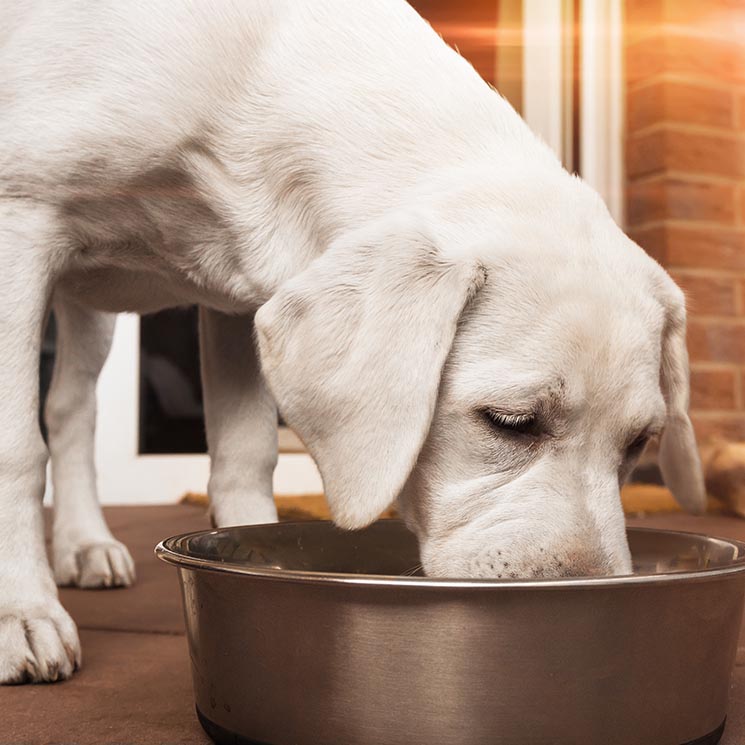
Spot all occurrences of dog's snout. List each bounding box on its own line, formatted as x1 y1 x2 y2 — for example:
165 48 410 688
527 547 617 579
426 539 626 580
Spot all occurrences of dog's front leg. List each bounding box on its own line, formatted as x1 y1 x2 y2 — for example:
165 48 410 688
199 308 279 527
0 202 80 684
46 294 135 588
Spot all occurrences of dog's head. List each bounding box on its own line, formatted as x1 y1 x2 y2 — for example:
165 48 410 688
255 183 703 579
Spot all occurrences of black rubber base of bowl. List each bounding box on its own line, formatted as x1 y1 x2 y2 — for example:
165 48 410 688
197 707 726 745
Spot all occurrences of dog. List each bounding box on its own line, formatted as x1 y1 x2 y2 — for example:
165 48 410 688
0 0 704 684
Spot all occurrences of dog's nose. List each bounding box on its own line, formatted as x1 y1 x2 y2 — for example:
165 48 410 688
460 547 617 579
524 543 628 579
424 532 631 579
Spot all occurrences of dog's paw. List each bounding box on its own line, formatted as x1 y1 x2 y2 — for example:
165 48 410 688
54 540 135 589
0 600 80 684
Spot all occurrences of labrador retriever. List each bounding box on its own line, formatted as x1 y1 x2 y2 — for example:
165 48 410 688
0 0 704 683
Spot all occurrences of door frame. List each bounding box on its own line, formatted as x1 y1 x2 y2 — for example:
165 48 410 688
522 0 624 222
90 315 323 505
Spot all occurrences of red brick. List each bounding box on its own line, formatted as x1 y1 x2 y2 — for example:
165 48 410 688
627 226 667 264
737 279 745 316
627 180 663 225
627 129 745 179
690 368 738 410
626 86 660 133
626 130 666 178
667 130 745 178
671 272 738 316
660 0 745 27
688 320 745 364
626 35 745 86
665 35 745 85
625 0 664 29
693 414 745 442
627 82 735 132
664 227 745 270
674 178 735 222
624 0 745 424
627 178 736 225
625 37 666 85
626 225 745 272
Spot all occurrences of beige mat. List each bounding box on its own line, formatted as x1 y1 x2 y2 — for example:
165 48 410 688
182 485 729 520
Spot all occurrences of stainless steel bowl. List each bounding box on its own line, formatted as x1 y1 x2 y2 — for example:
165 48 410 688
157 521 745 745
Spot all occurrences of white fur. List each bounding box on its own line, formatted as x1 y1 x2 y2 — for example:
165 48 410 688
0 0 703 684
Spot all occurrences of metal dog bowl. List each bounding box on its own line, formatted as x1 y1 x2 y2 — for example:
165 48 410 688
157 521 745 745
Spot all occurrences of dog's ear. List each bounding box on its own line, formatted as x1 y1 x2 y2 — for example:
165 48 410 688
255 215 486 529
657 286 706 514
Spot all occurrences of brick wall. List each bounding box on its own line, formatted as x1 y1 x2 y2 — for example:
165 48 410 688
624 0 745 443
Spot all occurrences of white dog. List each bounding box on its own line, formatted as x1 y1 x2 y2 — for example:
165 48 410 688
1 0 704 684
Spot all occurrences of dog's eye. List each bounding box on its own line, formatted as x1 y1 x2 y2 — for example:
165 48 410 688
626 433 649 459
482 409 540 437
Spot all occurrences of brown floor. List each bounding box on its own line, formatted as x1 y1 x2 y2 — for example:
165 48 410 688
2 505 745 744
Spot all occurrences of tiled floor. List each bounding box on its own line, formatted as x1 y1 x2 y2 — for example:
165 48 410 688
2 505 745 744
4 505 212 745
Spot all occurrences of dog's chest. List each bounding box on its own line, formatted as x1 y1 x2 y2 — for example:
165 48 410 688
59 157 323 314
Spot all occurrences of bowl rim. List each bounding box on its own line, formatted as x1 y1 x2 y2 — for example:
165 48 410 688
155 521 745 590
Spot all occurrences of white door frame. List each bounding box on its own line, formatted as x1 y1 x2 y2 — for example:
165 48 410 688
522 0 565 157
91 314 322 505
77 1 624 506
522 0 624 222
579 0 624 223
